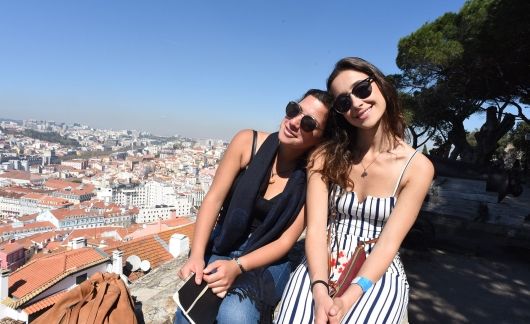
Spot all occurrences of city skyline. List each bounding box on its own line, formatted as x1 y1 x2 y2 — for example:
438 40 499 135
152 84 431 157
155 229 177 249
1 0 473 140
0 116 206 140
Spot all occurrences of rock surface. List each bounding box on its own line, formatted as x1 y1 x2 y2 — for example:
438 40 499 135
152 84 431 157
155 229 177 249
130 255 187 324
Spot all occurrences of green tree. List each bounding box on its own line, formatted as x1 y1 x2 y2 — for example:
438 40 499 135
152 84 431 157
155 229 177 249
22 129 80 147
396 0 530 166
510 122 530 165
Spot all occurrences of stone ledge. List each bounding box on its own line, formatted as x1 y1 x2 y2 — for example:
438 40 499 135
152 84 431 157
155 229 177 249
130 255 187 324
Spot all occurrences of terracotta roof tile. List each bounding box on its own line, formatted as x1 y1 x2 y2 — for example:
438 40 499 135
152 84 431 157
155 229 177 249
8 247 109 301
66 227 127 243
21 231 67 245
161 217 193 228
99 223 195 281
22 221 54 230
23 290 68 315
3 186 45 195
80 199 106 209
0 221 55 235
44 241 63 250
0 190 24 199
18 213 38 223
21 193 46 200
38 196 71 207
0 241 24 254
158 223 195 247
0 171 32 180
50 208 91 220
104 236 172 275
43 179 82 190
28 246 69 261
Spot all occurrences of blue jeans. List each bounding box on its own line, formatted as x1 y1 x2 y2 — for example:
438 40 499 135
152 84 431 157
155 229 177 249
173 241 291 323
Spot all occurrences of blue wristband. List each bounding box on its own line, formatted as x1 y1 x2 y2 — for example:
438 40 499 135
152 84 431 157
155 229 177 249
352 276 373 293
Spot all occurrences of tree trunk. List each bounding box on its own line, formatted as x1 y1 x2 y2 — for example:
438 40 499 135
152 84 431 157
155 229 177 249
408 126 418 149
448 119 473 161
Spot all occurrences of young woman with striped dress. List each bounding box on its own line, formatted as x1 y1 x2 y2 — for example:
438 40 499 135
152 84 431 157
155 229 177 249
276 57 434 324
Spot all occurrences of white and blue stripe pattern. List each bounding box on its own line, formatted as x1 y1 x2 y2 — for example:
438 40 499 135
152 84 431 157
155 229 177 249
276 151 418 323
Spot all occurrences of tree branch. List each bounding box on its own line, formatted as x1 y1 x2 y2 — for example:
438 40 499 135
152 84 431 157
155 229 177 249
511 101 530 124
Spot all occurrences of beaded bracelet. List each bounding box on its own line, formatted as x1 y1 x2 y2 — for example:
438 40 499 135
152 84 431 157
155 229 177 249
234 257 246 273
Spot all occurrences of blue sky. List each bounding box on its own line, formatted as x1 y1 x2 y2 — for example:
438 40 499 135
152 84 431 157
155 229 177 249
0 0 472 140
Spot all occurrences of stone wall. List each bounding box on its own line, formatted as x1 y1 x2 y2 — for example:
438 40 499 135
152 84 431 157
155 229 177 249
130 255 187 324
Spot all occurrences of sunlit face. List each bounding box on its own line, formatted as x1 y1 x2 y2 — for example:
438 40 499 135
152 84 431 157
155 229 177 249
330 70 386 130
278 95 329 152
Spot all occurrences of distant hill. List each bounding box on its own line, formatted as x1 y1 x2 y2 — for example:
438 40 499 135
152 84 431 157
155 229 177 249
0 117 22 123
22 129 80 147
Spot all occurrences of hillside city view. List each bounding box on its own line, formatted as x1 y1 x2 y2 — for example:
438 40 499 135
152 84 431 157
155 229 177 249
0 117 218 321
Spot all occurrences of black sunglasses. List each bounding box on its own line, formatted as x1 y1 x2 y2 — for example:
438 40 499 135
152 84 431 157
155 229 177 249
285 101 321 132
332 77 374 114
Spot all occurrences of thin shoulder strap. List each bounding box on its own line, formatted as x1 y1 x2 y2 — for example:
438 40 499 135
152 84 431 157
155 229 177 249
392 150 419 197
249 130 257 164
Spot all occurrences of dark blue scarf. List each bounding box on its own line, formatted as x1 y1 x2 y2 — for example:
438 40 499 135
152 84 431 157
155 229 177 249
212 132 307 255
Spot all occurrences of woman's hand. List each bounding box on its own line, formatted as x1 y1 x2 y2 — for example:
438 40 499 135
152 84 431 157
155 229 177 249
178 257 205 285
328 297 349 324
202 259 241 298
313 287 334 324
328 288 361 324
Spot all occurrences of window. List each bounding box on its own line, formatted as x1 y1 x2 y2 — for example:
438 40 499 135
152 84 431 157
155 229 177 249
76 273 87 284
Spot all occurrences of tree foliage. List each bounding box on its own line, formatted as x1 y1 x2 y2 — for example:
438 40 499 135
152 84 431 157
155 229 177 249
396 0 530 166
509 122 530 162
22 129 80 147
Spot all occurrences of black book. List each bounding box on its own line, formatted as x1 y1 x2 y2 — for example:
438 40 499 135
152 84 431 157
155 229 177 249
174 274 222 324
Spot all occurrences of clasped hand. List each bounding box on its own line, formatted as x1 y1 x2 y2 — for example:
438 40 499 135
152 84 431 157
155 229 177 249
178 257 241 298
314 294 350 324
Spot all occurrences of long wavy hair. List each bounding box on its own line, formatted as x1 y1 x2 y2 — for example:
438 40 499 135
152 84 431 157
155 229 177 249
313 57 406 189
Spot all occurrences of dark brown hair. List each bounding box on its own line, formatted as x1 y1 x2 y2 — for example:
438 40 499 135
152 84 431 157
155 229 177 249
314 57 406 189
299 88 334 110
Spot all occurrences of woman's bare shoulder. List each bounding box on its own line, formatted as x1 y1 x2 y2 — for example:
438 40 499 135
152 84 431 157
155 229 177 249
391 141 434 177
230 129 271 166
255 130 271 150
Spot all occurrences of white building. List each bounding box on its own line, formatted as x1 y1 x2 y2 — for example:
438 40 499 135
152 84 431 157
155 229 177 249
37 208 105 230
96 181 183 209
136 205 176 224
0 191 72 220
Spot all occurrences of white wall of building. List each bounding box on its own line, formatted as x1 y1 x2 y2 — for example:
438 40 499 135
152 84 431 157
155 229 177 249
136 205 175 224
99 181 181 209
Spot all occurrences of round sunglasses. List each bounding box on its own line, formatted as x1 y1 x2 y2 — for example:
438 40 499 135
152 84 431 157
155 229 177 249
285 101 322 132
332 77 374 114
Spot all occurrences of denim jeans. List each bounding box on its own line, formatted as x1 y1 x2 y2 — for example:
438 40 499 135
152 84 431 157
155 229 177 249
173 238 291 324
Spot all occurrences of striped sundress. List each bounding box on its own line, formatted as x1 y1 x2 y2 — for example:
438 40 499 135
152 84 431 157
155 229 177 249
275 152 417 324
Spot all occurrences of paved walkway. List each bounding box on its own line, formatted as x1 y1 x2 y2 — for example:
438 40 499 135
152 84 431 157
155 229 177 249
404 176 530 323
402 241 530 323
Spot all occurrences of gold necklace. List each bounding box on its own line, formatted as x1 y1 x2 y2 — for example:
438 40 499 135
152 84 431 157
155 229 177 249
269 156 296 184
360 151 383 178
269 167 295 184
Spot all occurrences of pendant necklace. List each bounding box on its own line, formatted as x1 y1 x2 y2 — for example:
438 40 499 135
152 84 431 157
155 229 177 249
269 156 296 184
360 151 383 178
